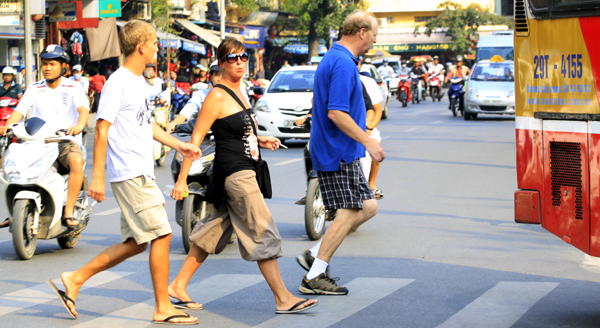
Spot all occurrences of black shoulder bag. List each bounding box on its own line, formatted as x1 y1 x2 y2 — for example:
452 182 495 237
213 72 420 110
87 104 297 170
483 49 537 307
215 85 273 199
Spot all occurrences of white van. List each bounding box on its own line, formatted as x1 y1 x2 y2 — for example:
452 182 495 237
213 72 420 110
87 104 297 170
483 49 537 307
476 34 514 62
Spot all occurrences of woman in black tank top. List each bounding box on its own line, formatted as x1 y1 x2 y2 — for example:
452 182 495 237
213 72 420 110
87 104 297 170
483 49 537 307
168 39 318 314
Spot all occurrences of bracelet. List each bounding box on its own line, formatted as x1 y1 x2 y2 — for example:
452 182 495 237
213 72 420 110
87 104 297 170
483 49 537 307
366 128 373 131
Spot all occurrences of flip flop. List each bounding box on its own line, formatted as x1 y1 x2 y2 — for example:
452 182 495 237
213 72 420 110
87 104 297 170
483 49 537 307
373 189 384 199
275 299 318 314
47 279 77 319
0 218 9 229
172 300 203 310
151 314 198 325
62 217 80 229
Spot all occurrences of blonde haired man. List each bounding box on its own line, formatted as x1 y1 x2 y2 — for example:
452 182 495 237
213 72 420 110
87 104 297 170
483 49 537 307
296 10 385 295
48 20 201 325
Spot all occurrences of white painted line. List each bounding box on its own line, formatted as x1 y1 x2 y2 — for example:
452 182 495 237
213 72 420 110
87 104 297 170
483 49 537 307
436 282 559 328
275 158 302 166
432 120 443 124
256 278 414 328
0 239 9 244
405 128 419 132
0 271 134 317
94 208 122 216
72 274 264 328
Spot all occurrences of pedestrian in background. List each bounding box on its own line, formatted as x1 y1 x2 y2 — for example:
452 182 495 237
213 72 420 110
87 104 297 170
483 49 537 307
69 65 89 96
296 10 384 295
89 68 106 113
168 38 318 315
49 20 200 325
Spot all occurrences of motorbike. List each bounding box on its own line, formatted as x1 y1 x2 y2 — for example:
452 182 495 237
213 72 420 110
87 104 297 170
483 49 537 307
0 118 94 260
448 77 465 117
244 80 265 108
168 121 227 253
397 75 411 107
296 117 335 240
170 86 190 118
410 76 423 104
0 97 18 159
429 72 444 102
152 95 172 166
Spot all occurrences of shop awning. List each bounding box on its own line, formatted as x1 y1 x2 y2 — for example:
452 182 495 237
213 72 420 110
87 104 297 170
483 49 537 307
370 33 453 53
115 20 206 55
175 18 221 48
283 44 328 55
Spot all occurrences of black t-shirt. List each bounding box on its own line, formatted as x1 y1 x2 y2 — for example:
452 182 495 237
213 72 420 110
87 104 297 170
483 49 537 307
410 66 427 77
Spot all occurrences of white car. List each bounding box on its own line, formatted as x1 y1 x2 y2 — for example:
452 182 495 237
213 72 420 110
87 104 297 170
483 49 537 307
360 63 390 119
254 66 315 142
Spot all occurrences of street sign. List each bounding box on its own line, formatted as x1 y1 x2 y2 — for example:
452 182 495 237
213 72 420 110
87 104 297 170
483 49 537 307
48 2 77 22
99 0 121 18
182 41 206 55
0 0 21 15
0 14 18 26
370 43 453 53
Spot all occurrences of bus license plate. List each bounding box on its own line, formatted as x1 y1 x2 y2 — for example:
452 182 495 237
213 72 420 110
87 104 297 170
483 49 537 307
284 119 296 127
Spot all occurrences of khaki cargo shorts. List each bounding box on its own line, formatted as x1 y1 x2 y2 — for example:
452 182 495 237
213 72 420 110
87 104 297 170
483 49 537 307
189 170 283 261
111 175 172 245
58 141 84 168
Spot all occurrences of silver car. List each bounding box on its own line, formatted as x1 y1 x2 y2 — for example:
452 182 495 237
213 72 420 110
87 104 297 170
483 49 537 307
464 59 515 120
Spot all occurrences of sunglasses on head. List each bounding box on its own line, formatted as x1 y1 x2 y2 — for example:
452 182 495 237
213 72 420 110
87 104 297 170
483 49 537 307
224 52 248 63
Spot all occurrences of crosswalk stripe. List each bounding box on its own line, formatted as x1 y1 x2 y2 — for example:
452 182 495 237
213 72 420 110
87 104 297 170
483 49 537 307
94 208 121 216
0 271 133 317
275 158 302 166
72 274 264 328
436 281 559 328
255 277 414 328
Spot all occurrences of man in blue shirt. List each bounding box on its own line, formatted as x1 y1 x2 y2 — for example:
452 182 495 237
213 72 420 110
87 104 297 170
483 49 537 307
297 10 385 295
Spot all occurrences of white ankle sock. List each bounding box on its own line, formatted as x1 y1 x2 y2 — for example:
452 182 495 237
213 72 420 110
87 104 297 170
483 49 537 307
306 258 328 280
309 239 323 258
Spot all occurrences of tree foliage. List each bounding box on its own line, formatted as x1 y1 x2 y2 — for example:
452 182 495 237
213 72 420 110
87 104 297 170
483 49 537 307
417 1 513 54
280 0 368 59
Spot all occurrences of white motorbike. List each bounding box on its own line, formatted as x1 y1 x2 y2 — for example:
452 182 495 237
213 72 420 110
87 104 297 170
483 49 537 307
0 118 94 260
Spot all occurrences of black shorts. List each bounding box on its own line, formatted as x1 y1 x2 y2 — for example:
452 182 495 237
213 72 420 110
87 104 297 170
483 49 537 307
317 159 374 210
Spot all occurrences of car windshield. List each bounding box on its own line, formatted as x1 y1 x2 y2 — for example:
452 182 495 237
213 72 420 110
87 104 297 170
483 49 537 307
268 70 315 93
471 62 515 82
476 47 514 62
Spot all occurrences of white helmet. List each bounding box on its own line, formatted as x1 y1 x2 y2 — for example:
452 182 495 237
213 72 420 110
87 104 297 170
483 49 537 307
72 64 82 72
2 66 14 75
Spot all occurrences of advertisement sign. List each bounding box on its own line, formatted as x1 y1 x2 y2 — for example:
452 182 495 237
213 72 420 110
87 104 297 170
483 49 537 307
0 0 21 15
0 25 36 39
49 2 77 22
244 26 265 49
10 47 18 66
370 43 452 53
99 0 121 18
159 39 181 49
283 44 328 55
182 41 206 55
0 15 18 26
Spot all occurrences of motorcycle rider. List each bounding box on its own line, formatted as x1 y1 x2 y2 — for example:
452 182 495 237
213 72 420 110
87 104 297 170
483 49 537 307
445 55 471 111
377 58 395 89
1 67 23 100
69 65 89 96
397 60 412 102
410 58 428 99
144 64 168 112
428 56 446 89
398 60 411 76
0 45 89 228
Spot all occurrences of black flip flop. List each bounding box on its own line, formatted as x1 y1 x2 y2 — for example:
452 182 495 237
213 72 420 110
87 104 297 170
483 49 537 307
275 299 318 314
0 218 9 229
172 300 203 310
151 314 198 325
47 279 77 319
62 217 80 229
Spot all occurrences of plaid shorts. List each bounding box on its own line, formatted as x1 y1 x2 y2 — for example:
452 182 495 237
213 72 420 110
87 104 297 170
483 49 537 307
317 159 374 210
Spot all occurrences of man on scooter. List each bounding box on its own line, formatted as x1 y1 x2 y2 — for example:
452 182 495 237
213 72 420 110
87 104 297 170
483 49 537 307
410 58 428 99
377 58 395 89
428 56 445 84
1 67 23 100
445 55 471 111
0 45 89 229
144 64 167 111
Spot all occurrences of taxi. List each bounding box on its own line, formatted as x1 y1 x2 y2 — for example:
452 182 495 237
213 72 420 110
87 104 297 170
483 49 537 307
464 56 515 120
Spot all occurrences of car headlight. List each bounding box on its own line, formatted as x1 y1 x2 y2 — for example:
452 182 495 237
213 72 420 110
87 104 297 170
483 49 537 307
468 87 478 96
255 100 270 112
2 147 57 184
508 89 515 97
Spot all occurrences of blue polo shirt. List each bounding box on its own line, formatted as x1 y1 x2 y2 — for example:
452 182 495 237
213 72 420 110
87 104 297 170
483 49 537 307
310 43 366 172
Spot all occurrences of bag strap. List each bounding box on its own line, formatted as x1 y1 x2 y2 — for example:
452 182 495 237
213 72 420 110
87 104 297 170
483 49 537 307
214 84 262 160
0 84 18 98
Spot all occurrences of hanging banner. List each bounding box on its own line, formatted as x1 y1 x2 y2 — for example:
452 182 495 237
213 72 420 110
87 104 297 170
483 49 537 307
182 41 206 55
283 44 328 55
244 26 265 49
370 43 453 53
48 2 77 22
159 39 181 49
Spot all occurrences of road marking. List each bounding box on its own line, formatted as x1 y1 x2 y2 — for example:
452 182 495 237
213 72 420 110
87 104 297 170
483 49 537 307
94 208 122 216
405 128 419 132
436 282 559 328
432 120 443 124
72 274 264 328
0 239 9 244
275 158 302 166
256 278 414 328
0 271 133 317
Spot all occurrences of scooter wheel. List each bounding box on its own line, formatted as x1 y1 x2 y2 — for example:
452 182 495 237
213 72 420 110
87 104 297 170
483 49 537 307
58 236 79 249
12 199 37 260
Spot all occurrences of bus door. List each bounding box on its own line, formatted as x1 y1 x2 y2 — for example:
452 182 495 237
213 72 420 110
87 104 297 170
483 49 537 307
542 120 590 253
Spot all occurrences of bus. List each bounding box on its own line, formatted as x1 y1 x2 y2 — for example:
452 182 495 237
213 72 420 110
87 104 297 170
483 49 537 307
514 0 600 256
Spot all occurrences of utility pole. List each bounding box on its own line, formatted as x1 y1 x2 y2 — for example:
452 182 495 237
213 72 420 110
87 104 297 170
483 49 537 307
166 7 171 88
220 0 225 41
23 0 33 88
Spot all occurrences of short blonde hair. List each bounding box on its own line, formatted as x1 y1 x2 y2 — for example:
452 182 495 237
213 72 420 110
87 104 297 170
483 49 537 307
119 20 156 57
341 10 376 36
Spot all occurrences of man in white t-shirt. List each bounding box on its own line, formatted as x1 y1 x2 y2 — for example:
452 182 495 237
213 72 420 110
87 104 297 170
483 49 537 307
69 64 89 95
428 56 446 87
0 45 89 228
143 64 167 111
50 21 200 325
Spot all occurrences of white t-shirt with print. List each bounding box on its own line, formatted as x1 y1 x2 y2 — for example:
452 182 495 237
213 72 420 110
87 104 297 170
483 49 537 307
179 84 251 120
98 67 154 183
16 77 89 145
359 75 383 105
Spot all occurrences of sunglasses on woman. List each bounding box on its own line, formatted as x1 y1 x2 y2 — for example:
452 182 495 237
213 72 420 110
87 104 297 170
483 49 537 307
224 52 248 64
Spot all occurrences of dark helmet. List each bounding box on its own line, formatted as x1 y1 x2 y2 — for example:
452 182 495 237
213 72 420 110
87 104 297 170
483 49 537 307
145 63 156 69
383 58 388 63
433 56 439 60
40 44 70 63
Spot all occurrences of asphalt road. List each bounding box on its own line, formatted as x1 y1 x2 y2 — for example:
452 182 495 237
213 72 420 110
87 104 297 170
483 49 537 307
1 96 600 328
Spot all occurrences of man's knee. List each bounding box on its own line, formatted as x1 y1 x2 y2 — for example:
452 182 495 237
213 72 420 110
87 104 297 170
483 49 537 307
363 199 378 219
125 238 148 254
68 155 84 173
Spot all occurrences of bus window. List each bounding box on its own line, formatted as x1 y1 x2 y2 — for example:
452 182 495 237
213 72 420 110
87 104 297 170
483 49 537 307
530 0 550 9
